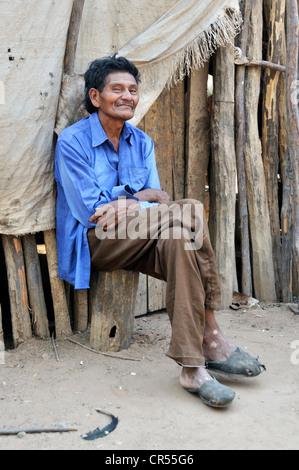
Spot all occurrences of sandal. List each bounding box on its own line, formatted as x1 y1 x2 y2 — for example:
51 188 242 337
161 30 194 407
184 377 235 408
205 347 266 378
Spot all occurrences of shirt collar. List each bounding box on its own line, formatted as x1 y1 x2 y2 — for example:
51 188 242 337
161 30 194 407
89 112 133 147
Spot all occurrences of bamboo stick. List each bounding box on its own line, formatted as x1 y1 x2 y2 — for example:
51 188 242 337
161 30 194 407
43 230 72 338
2 235 32 347
22 234 50 339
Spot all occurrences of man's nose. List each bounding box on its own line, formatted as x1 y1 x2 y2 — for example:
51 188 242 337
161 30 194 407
122 88 133 100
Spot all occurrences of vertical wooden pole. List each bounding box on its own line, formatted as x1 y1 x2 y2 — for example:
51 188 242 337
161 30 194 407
285 0 299 308
244 0 277 301
281 150 294 302
2 235 32 347
262 0 286 300
170 82 186 202
235 0 254 296
186 63 210 203
43 230 72 338
73 289 88 332
210 45 237 308
22 234 50 338
276 1 293 302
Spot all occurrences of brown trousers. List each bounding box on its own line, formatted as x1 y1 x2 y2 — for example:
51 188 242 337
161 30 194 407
87 199 221 366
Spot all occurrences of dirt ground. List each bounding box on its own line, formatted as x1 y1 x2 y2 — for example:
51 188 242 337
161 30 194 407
0 302 299 451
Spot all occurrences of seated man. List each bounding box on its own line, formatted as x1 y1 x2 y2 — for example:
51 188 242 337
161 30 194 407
55 54 264 408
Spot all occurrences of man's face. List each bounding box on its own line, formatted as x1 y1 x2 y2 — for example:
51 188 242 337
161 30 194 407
91 72 139 122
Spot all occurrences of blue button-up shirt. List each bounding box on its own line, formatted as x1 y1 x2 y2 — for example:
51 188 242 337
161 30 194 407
54 112 161 289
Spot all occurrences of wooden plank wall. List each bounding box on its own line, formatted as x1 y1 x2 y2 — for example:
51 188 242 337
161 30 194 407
136 81 185 315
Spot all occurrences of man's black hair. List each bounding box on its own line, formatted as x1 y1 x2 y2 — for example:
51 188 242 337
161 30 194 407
84 54 141 114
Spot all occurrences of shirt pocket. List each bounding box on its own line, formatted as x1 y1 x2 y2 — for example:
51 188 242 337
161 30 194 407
122 167 148 193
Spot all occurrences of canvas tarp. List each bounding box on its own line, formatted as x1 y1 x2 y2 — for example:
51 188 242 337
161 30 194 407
0 0 74 235
0 0 242 235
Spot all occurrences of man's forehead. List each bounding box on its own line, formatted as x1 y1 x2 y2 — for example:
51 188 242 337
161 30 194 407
104 71 138 86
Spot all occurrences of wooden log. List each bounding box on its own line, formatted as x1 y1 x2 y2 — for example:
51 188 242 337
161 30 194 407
286 0 299 303
210 44 237 308
281 151 294 302
276 3 293 302
2 235 32 347
235 0 254 296
234 55 286 73
262 0 286 300
186 63 210 203
244 0 277 301
73 289 88 332
43 230 72 338
89 269 139 352
22 234 50 339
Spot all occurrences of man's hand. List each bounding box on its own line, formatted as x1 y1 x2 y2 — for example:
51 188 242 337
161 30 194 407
134 188 171 204
89 199 141 231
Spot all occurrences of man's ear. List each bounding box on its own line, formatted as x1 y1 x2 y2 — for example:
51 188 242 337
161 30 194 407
89 88 100 109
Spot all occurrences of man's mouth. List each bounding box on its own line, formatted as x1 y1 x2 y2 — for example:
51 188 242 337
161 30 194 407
118 101 134 109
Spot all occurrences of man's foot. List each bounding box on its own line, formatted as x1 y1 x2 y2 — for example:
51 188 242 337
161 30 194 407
205 347 266 378
203 310 265 377
180 367 235 408
203 309 237 361
180 366 213 390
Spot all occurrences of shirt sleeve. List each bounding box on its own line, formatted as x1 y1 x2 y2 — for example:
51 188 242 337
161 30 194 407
55 137 105 228
111 184 139 201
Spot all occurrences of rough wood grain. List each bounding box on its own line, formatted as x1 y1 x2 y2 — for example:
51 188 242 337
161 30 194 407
22 234 50 338
89 270 139 352
245 0 276 301
43 230 72 338
2 235 32 347
210 44 237 308
186 64 210 203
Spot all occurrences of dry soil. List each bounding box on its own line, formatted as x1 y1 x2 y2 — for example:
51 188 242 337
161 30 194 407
0 302 298 450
